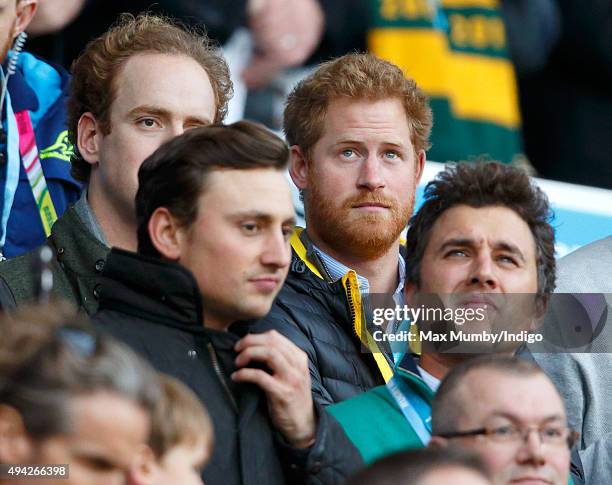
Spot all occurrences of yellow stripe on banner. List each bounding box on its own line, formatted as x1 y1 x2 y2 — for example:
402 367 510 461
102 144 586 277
368 28 520 128
442 0 499 9
290 228 324 279
447 52 520 127
368 29 450 97
343 271 394 383
39 191 58 237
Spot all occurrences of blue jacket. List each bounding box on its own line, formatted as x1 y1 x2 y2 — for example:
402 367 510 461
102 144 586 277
0 52 81 258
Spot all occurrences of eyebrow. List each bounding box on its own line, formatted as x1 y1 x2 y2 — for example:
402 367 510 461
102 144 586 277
488 411 565 423
229 211 296 226
438 238 526 263
126 105 211 125
334 139 406 149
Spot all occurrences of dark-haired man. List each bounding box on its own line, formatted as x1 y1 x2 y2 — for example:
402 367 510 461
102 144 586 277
93 121 361 485
0 13 231 313
327 162 556 464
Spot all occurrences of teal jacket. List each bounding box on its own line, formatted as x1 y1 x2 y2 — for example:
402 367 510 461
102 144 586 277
328 358 577 485
327 362 434 464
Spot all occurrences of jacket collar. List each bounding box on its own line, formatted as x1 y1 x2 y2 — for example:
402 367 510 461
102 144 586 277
49 205 110 315
99 248 205 332
395 354 435 400
4 65 38 115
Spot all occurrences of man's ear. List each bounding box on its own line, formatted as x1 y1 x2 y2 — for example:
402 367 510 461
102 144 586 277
14 0 38 37
0 405 33 464
414 149 426 185
289 145 309 190
126 445 157 485
77 113 101 167
148 207 183 261
428 435 449 449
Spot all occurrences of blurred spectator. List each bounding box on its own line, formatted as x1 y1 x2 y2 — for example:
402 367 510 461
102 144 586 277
25 0 367 89
1 0 80 259
368 0 526 164
128 374 213 485
326 162 556 463
430 356 578 485
255 52 432 405
93 122 362 484
0 304 160 485
346 448 491 485
0 14 231 314
517 0 612 189
524 236 612 484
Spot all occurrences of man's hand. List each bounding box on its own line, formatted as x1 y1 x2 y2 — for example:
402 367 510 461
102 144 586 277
243 0 324 88
232 330 316 448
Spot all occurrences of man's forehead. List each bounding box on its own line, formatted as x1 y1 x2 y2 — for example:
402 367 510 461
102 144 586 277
110 52 215 117
428 205 536 253
462 369 565 420
202 169 294 216
323 97 410 135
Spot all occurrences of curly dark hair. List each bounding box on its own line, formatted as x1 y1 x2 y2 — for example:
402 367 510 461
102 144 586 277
404 161 556 310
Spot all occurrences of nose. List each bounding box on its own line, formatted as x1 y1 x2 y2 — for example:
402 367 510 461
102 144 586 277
261 230 292 269
356 154 385 191
516 428 547 467
104 471 126 485
468 253 498 290
171 122 186 138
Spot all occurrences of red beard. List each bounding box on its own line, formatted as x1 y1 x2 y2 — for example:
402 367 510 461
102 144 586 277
305 174 414 261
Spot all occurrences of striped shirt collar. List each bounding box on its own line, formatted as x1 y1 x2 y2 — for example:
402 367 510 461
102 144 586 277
313 244 406 296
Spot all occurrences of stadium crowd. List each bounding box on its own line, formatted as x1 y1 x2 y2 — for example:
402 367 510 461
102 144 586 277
0 1 610 484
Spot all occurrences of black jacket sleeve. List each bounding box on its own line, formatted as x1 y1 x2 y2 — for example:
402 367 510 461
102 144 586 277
275 404 364 484
256 303 336 406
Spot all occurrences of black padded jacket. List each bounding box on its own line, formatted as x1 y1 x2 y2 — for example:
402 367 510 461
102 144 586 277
253 229 389 406
93 248 363 485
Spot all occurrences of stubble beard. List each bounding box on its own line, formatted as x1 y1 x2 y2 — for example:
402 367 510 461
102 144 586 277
305 177 414 261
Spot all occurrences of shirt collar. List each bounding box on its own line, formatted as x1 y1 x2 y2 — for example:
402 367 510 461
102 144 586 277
73 189 108 247
313 244 406 296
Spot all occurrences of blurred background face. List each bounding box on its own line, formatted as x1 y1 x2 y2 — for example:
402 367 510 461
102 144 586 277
419 466 491 485
0 0 18 62
153 440 209 485
177 168 295 330
24 392 149 485
452 370 570 485
300 97 424 261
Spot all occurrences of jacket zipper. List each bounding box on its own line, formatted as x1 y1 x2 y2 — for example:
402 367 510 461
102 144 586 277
344 277 359 338
207 342 239 413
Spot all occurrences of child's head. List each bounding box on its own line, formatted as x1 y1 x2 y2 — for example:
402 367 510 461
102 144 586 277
129 373 213 485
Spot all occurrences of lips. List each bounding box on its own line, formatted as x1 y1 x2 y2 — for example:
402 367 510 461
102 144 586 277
347 193 395 211
455 293 499 311
249 276 281 293
509 477 553 484
352 203 390 212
